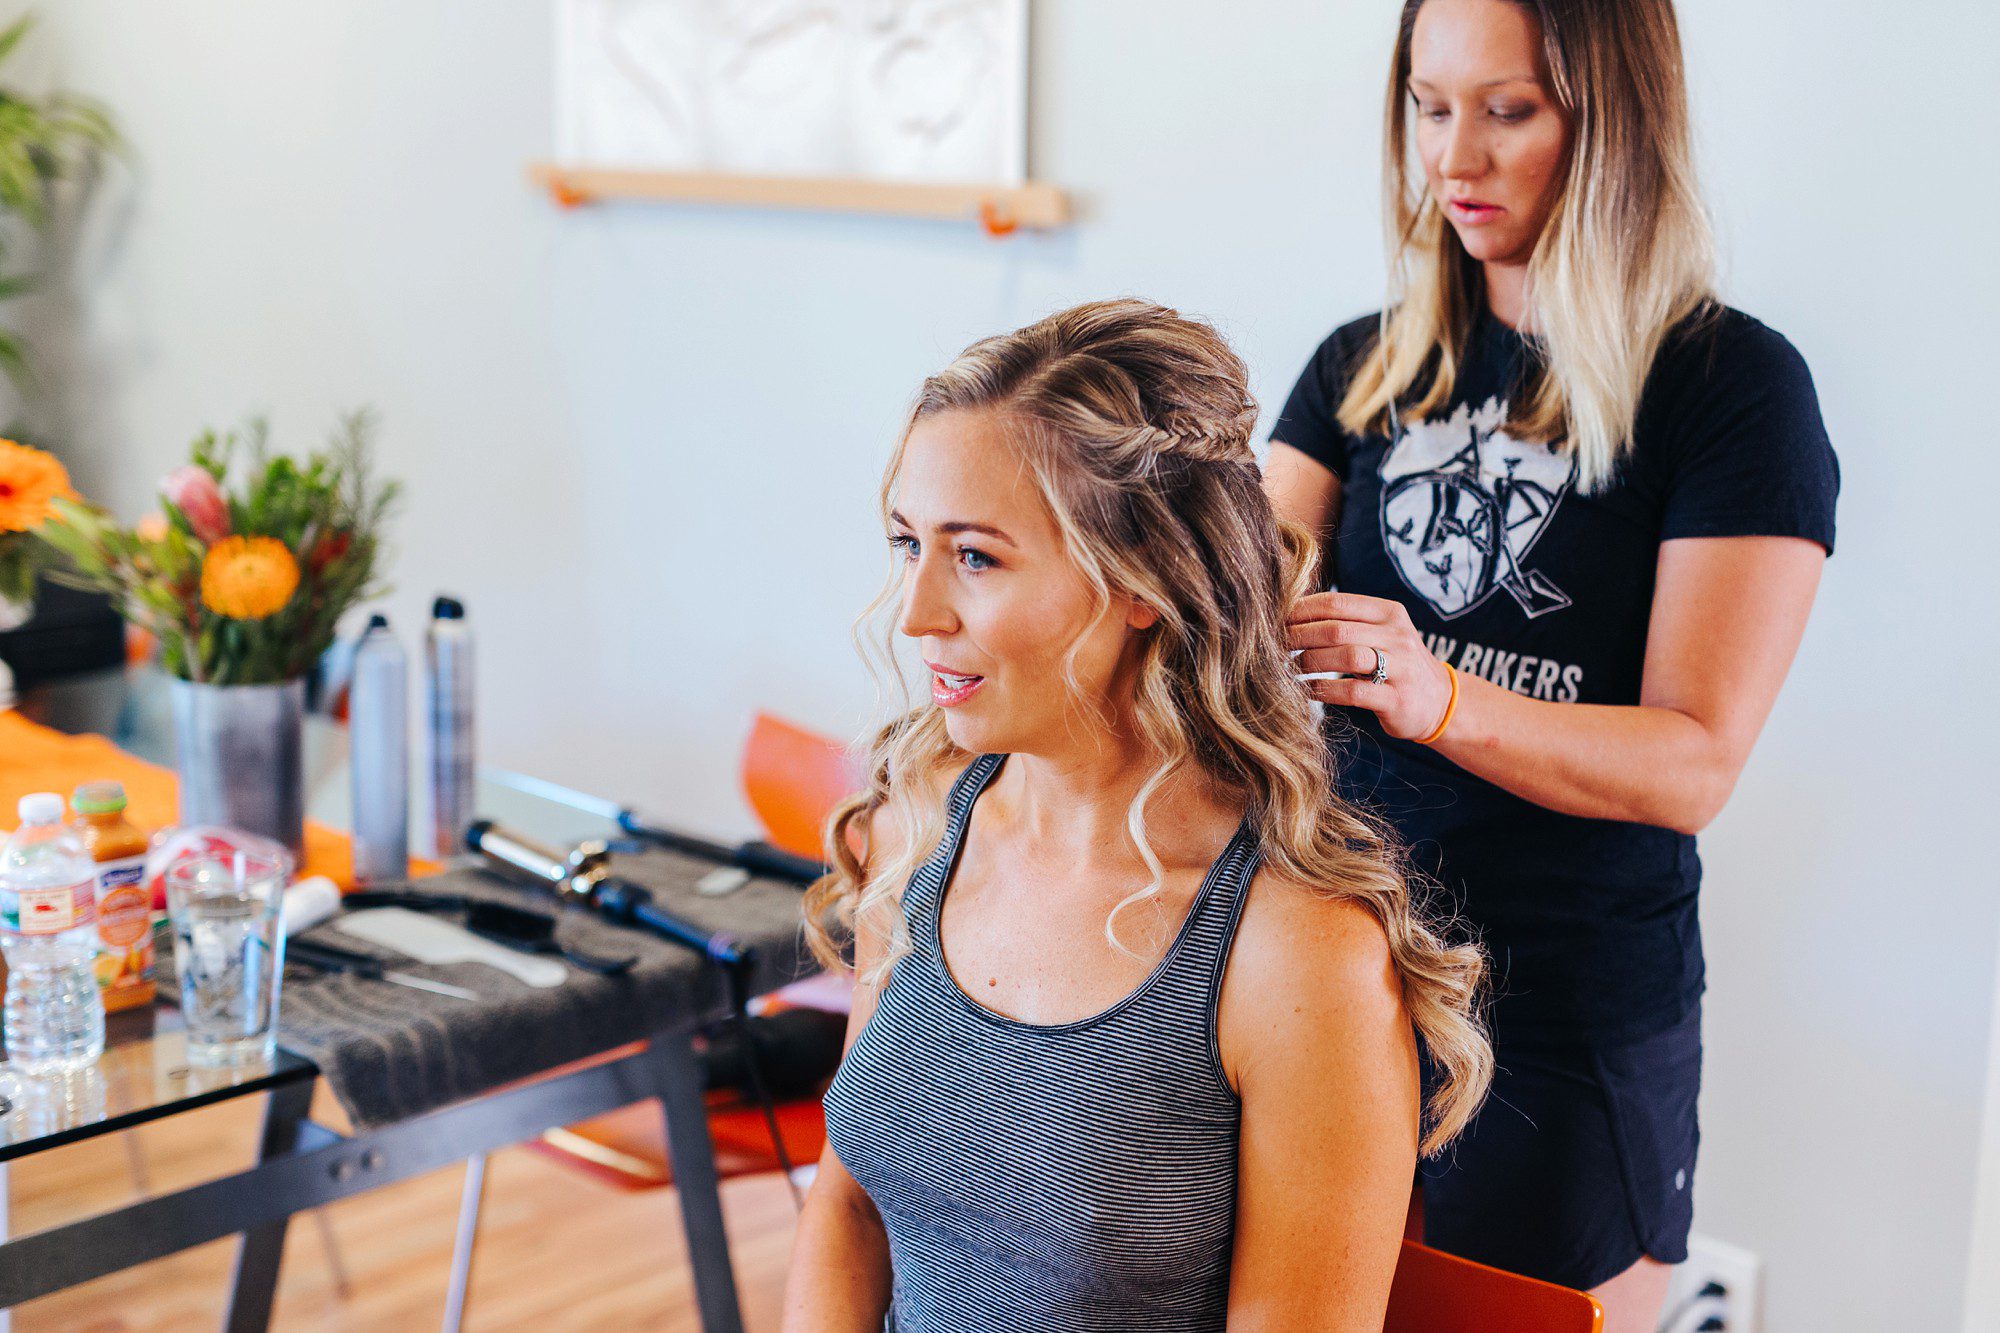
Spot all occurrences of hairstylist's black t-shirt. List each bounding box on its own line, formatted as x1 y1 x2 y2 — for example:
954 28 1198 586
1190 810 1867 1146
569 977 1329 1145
1271 306 1838 1045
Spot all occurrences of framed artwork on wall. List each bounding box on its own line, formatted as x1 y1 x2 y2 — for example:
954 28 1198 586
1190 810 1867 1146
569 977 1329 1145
540 0 1065 232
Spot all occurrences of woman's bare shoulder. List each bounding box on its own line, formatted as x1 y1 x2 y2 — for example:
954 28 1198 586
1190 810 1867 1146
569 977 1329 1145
1234 866 1398 989
1220 865 1409 1088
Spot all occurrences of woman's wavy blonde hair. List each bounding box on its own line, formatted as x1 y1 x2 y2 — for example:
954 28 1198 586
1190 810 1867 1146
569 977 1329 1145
1340 0 1716 493
805 299 1491 1155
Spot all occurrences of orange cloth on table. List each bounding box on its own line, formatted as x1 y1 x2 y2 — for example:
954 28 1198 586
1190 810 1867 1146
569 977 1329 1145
0 712 436 888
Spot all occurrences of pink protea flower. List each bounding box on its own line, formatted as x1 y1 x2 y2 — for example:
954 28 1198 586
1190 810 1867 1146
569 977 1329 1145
160 466 230 545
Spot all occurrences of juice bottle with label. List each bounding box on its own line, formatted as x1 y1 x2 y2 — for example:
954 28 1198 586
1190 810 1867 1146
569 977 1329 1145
71 782 155 1012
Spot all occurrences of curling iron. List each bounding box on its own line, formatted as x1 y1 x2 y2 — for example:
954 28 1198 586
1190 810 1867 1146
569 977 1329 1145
479 768 826 885
466 818 810 1207
465 820 754 971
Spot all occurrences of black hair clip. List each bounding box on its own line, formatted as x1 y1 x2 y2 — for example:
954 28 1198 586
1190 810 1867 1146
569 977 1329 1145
462 899 638 976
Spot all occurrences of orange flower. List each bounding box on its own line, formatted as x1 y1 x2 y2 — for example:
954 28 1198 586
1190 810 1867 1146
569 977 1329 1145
200 536 300 619
0 439 77 534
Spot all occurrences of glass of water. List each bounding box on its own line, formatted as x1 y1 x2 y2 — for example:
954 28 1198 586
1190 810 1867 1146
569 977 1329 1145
165 850 289 1068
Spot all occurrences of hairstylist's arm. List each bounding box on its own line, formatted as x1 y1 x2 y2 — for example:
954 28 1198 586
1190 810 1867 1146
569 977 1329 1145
1221 877 1420 1330
780 812 899 1330
1288 535 1826 834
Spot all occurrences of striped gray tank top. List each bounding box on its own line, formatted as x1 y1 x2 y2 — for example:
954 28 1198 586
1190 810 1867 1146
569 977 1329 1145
822 752 1264 1331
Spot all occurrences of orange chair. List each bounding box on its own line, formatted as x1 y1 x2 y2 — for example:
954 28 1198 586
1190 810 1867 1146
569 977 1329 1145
1385 1240 1604 1332
527 1027 836 1189
529 711 857 1187
742 710 861 862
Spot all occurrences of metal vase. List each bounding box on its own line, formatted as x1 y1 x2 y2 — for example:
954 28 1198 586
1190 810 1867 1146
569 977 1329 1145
168 677 306 855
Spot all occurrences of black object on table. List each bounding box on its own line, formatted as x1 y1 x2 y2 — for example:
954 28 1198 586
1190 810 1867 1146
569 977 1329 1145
0 577 124 688
615 809 828 886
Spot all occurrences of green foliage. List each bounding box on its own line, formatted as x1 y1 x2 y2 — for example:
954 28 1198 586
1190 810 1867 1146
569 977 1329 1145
38 412 399 685
0 527 35 604
0 14 118 384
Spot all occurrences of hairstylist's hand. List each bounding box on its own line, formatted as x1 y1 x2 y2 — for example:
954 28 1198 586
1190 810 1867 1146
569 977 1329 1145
1288 591 1454 741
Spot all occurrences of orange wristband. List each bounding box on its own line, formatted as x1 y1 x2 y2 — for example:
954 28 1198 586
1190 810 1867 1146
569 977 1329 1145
1415 664 1459 745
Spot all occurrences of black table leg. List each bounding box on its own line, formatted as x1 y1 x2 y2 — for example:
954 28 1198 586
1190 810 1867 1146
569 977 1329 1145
223 1078 316 1332
641 1032 745 1333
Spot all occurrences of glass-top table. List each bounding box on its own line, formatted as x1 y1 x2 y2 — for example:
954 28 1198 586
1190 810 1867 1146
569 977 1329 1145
0 1010 312 1164
4 663 621 1158
3 665 770 1331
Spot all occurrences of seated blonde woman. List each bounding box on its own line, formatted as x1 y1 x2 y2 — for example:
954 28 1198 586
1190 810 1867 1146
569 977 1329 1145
782 300 1491 1332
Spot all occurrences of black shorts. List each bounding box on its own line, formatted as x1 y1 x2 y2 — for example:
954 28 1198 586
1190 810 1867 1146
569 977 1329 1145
1416 1003 1702 1292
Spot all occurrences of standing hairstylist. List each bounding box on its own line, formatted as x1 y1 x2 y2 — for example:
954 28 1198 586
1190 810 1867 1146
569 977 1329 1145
1264 0 1837 1328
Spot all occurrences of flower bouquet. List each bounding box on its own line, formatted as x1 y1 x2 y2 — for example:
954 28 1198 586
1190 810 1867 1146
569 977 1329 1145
41 413 398 685
38 413 398 849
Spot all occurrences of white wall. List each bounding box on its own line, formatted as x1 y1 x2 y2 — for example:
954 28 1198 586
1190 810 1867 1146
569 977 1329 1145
1969 941 2000 1327
12 2 1998 1328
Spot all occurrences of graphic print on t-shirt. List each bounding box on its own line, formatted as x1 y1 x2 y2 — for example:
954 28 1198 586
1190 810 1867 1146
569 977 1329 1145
1379 397 1577 620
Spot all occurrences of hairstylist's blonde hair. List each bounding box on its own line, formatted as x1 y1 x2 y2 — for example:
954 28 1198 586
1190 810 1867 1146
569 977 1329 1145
805 299 1491 1155
1341 0 1716 493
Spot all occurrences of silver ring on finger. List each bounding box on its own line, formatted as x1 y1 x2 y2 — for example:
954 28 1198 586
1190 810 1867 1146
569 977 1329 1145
1369 647 1389 685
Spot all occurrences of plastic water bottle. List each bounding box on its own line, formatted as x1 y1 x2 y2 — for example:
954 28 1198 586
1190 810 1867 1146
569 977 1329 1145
0 793 106 1073
350 614 410 886
426 595 476 859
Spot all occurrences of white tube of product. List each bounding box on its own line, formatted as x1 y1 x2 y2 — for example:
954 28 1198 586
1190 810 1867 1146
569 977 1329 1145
349 614 409 886
426 595 476 860
282 876 343 936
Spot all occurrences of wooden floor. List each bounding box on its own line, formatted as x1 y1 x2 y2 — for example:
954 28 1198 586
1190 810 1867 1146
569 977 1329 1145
9 1085 801 1331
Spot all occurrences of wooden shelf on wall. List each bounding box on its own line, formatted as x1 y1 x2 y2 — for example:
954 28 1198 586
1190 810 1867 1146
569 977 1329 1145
528 162 1070 234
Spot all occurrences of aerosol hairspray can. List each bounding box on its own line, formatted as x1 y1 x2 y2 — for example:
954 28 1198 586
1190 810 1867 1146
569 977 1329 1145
426 595 476 859
350 614 409 886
